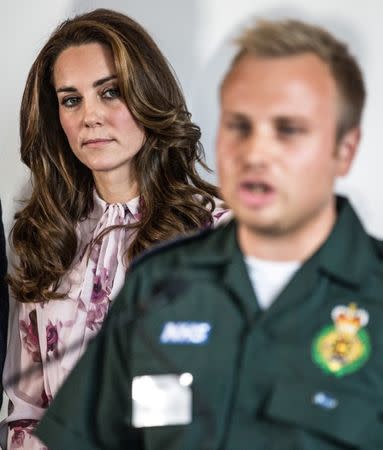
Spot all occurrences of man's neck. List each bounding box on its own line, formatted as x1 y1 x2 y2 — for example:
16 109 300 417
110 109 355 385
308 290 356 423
238 207 337 262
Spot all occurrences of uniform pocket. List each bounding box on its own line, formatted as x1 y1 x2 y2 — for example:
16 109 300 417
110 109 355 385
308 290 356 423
265 379 383 449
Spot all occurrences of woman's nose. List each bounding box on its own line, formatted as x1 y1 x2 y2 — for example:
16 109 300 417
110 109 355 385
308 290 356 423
82 98 103 128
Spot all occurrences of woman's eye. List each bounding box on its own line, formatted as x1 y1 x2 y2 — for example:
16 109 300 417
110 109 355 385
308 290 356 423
103 87 120 99
61 96 81 108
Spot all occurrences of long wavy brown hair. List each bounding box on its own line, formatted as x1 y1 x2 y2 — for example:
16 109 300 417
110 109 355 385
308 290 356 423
10 8 220 303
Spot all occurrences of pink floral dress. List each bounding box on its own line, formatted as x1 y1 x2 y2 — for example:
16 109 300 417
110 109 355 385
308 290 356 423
2 191 230 449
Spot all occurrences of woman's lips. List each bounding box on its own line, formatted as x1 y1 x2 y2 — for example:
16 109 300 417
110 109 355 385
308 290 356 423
82 138 114 148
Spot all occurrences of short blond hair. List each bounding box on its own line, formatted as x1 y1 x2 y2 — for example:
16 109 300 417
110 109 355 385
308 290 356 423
227 19 365 139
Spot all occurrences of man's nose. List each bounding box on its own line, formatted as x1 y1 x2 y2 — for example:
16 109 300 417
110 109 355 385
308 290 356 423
243 130 274 168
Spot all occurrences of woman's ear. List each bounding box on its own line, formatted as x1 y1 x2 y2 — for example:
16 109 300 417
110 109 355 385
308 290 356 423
336 127 361 176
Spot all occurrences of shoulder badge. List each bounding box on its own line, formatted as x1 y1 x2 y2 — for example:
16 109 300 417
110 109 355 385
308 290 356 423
312 303 371 377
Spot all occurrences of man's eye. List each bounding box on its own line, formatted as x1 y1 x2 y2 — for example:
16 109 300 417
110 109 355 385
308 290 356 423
279 125 299 134
277 121 305 137
103 87 121 99
61 96 80 108
226 120 251 136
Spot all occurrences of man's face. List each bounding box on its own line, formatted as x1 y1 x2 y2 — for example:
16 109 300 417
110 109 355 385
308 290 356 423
217 53 356 256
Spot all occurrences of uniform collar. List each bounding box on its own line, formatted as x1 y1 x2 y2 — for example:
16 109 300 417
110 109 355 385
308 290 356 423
185 221 258 319
188 196 376 289
316 196 377 288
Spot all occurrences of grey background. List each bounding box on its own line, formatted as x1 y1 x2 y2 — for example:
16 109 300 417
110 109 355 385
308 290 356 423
1 0 382 241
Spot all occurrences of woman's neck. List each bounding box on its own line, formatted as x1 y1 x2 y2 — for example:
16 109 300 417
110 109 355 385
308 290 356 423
93 170 139 204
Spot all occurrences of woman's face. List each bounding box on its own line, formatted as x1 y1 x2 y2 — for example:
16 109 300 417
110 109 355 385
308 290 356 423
53 42 145 186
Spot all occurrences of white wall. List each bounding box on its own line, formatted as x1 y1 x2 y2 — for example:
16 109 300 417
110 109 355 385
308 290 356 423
2 0 383 242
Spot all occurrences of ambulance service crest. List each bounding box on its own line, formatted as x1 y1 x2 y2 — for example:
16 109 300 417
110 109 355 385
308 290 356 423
312 303 371 377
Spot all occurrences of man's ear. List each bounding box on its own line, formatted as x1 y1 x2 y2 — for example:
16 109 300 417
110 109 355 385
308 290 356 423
336 127 360 176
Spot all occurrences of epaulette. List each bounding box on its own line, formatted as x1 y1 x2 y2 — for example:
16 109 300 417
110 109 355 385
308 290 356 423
370 236 383 260
129 226 214 272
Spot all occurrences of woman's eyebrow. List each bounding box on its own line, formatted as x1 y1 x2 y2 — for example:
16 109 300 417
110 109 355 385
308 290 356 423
56 75 117 93
93 75 117 87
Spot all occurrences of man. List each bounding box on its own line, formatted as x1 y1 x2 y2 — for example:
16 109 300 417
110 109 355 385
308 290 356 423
36 19 383 449
0 201 9 408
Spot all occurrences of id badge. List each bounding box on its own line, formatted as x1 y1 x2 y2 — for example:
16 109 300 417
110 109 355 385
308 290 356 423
132 373 193 428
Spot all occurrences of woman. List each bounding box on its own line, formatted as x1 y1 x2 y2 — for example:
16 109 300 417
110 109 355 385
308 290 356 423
3 8 228 449
0 200 8 408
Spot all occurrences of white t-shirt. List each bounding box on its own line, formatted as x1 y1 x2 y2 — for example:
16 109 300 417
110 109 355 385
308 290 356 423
244 256 301 310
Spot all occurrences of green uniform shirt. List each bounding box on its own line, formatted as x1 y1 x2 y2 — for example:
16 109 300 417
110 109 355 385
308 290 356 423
36 197 383 449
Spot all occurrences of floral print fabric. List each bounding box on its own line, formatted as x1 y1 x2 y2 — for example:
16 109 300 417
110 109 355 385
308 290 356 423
2 191 230 449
